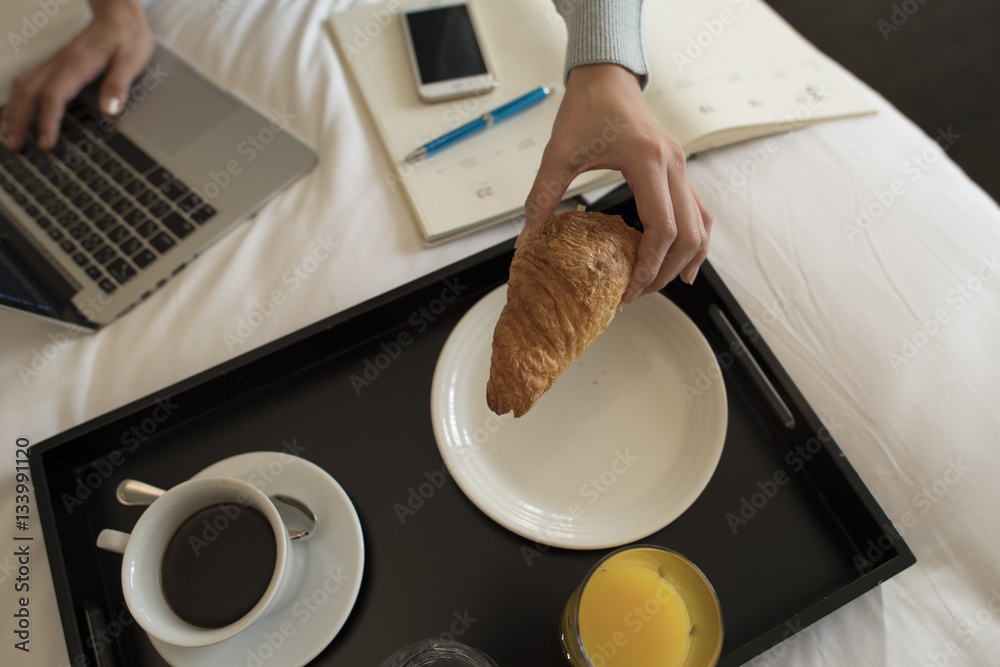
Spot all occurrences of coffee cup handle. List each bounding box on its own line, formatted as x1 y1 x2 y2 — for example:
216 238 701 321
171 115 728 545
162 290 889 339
96 529 130 554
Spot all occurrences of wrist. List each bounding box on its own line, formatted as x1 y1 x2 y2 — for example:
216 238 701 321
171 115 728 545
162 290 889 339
568 63 641 88
566 64 644 104
90 0 146 23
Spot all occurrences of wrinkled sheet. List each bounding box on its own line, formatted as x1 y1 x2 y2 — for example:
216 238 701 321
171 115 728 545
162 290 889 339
1 1 998 665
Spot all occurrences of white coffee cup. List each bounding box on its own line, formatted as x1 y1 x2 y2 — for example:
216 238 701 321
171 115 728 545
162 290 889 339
97 476 298 647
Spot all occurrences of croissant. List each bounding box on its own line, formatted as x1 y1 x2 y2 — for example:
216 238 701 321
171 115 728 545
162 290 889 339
486 210 642 417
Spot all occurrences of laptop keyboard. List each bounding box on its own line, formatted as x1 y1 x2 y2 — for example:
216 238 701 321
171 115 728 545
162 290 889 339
0 100 217 295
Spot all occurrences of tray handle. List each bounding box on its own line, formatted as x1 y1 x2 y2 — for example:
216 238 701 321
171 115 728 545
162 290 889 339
708 304 796 429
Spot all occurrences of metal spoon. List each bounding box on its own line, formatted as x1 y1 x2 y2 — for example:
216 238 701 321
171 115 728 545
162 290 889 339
115 479 316 542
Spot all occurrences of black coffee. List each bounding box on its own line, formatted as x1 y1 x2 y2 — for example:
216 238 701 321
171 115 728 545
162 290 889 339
161 502 278 628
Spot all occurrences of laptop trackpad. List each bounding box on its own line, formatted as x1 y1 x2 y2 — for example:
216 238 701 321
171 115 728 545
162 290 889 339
118 46 238 156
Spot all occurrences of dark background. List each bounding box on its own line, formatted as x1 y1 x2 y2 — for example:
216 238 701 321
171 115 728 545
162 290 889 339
768 0 1000 203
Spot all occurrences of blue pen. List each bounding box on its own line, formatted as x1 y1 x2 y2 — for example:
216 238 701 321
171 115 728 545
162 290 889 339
402 86 552 164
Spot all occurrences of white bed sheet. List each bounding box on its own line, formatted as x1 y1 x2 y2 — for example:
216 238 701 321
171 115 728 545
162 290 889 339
1 0 998 665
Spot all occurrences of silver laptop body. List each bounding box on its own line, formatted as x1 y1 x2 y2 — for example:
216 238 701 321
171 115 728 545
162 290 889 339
0 41 317 328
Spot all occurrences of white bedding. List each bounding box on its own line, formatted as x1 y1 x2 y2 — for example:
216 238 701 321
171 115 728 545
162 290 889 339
2 0 998 665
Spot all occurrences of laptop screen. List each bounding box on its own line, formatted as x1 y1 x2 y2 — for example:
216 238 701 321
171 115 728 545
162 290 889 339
0 210 94 328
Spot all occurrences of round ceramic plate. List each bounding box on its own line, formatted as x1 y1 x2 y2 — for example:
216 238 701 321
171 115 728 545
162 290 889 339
431 285 728 550
149 452 364 666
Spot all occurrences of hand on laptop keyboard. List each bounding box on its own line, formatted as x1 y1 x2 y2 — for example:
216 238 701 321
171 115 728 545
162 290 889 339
0 0 153 151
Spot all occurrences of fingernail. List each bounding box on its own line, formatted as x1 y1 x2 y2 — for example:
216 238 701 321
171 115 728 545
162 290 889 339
684 267 699 285
622 287 638 304
103 96 122 116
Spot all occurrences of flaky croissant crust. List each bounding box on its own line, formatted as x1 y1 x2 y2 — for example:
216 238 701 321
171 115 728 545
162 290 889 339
486 210 642 417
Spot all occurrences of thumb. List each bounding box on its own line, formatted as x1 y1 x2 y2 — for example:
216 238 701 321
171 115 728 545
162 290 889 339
519 152 576 247
98 43 152 116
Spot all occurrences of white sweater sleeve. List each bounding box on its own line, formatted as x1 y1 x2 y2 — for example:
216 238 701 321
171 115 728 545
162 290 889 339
554 0 649 88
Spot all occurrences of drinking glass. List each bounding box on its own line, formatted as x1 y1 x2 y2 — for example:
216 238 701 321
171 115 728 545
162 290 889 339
560 545 723 667
380 639 499 667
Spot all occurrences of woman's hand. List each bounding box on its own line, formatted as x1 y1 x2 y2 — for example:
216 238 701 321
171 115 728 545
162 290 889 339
1 0 154 151
521 63 713 302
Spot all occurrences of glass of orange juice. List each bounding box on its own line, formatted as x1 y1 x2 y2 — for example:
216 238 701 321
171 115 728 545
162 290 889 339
560 545 723 667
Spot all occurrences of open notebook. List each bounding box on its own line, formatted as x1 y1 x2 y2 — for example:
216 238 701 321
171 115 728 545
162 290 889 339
327 0 875 244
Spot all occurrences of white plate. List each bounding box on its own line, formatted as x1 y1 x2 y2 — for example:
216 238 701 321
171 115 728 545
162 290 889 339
149 452 364 666
431 285 728 549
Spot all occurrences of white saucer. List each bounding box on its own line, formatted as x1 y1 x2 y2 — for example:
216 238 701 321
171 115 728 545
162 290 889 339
149 452 364 666
431 286 728 550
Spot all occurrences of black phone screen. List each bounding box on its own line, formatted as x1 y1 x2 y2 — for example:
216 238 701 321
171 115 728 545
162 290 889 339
406 5 488 84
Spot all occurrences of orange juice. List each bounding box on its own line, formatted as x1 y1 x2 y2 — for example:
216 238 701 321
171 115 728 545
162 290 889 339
578 561 691 666
561 546 722 667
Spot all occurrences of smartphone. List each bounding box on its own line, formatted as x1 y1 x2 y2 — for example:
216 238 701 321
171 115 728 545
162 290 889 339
401 0 496 103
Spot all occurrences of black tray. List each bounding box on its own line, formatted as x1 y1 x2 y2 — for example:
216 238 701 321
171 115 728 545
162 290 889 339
31 194 915 666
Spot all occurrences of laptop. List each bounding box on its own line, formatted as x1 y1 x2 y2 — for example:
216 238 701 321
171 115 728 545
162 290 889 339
0 41 317 329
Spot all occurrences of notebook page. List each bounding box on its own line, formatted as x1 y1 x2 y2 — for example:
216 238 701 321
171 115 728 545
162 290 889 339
644 0 876 153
